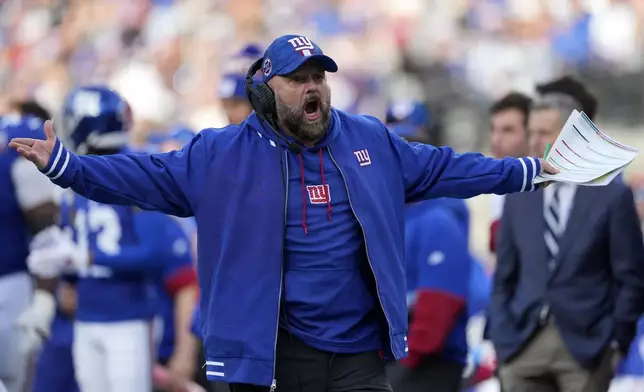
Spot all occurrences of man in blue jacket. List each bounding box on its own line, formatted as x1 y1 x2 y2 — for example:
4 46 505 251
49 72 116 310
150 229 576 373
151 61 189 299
10 34 552 392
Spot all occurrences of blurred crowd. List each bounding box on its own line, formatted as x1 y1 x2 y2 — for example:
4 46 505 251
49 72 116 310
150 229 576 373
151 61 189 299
1 0 643 147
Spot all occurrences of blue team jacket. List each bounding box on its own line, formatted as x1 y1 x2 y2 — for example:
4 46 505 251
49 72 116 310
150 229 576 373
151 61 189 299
37 109 540 386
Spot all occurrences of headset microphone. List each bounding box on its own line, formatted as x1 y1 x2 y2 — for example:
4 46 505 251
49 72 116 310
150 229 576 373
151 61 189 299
263 114 302 154
245 58 302 155
268 129 302 155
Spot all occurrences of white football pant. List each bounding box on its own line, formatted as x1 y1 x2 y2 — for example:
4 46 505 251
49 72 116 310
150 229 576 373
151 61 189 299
73 320 152 392
0 272 32 392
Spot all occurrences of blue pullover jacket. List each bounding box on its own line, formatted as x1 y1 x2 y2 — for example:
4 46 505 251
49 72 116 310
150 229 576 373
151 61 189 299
36 108 540 386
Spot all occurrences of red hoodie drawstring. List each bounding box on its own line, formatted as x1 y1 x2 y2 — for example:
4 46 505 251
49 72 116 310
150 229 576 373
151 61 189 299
298 149 333 235
319 149 332 222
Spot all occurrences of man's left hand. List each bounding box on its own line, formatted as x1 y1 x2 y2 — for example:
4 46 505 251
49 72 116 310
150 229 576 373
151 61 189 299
537 158 558 188
538 159 558 175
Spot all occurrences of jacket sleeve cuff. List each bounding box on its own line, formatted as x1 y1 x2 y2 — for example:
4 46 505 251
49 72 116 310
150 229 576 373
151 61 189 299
164 265 198 296
40 138 78 187
515 157 540 192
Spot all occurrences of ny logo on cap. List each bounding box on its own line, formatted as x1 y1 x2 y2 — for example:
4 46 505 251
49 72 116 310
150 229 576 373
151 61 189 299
288 36 314 57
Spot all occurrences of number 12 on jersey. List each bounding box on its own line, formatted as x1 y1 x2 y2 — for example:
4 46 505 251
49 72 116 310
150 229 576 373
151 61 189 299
73 202 123 278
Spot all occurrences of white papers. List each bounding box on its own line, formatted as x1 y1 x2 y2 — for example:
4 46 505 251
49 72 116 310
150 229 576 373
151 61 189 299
533 110 639 186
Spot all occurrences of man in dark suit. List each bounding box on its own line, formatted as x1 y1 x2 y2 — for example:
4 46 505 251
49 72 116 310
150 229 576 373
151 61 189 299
490 77 644 392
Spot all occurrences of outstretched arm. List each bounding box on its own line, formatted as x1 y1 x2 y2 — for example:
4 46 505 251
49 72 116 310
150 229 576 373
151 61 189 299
383 123 554 202
10 120 209 217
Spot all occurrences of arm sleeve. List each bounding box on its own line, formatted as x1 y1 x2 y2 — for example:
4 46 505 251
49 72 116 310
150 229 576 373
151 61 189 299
11 156 58 211
164 264 197 297
39 132 212 217
161 226 197 296
387 129 541 202
407 209 469 355
92 211 187 271
609 187 644 350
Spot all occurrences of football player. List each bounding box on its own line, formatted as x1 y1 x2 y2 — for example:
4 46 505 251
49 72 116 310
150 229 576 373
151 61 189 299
153 130 200 389
26 86 196 392
0 113 58 392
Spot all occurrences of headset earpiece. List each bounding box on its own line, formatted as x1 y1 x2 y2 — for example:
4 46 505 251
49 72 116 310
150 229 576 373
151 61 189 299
257 84 276 113
245 58 276 121
244 57 301 153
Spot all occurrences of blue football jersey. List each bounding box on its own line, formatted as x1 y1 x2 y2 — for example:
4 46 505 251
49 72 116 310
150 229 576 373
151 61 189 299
0 115 54 277
152 218 195 361
48 274 79 347
60 193 160 322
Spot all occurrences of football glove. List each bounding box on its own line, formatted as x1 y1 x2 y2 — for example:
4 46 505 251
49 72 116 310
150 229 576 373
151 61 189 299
15 289 56 355
27 226 89 277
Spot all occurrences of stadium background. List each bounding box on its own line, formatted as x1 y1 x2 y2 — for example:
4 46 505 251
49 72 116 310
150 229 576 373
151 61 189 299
2 0 644 390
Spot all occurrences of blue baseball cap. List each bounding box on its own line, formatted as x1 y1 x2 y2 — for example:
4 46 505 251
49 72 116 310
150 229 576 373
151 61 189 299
261 35 338 82
218 73 248 100
386 100 431 129
237 44 263 60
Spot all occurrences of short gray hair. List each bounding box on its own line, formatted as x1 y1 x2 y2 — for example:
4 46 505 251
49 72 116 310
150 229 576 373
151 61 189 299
531 93 583 124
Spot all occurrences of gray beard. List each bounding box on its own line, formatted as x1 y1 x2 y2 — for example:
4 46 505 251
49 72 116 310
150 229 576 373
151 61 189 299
275 98 331 145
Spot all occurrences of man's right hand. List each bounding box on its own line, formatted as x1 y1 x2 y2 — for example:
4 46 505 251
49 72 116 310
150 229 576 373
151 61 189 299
8 119 57 170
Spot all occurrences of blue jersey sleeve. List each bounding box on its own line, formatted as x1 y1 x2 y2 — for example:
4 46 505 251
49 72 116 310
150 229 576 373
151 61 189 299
160 219 196 295
387 128 541 202
38 131 213 217
409 208 470 299
468 257 492 317
92 211 191 272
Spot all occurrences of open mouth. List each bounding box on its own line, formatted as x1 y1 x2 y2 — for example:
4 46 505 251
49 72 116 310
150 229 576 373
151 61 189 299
303 99 321 121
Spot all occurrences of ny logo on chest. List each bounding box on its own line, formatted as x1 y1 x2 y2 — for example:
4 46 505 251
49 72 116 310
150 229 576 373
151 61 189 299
306 184 330 204
353 149 371 167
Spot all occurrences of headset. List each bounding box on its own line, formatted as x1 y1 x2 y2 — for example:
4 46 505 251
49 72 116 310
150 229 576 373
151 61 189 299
245 58 302 154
